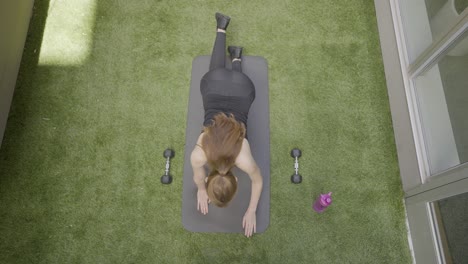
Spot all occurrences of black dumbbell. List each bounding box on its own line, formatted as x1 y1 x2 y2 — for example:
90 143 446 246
290 148 302 184
161 148 175 184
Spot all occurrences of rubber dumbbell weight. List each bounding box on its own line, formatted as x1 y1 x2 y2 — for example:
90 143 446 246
290 148 302 184
161 148 175 184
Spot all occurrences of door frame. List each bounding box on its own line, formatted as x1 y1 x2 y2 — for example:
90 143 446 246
374 1 468 263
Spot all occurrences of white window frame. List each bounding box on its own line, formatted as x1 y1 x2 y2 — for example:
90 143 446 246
374 1 468 263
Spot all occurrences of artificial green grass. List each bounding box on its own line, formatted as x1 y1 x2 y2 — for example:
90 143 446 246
0 0 412 263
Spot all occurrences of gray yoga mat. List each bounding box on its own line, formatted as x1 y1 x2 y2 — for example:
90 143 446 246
182 55 270 233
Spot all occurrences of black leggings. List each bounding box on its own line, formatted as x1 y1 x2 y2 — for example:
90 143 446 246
209 32 242 72
201 31 255 128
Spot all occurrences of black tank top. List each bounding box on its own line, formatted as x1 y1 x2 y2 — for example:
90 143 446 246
200 68 255 129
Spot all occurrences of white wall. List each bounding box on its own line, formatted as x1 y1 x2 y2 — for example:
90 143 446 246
0 0 35 146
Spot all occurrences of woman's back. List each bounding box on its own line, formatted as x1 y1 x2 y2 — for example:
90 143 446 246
201 68 255 127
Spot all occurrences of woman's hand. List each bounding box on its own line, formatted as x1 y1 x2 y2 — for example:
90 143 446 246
197 189 210 215
242 210 256 237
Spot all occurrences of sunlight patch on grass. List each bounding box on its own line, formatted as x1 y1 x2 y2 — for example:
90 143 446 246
38 0 96 66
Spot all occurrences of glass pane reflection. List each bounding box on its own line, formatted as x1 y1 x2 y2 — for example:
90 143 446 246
413 32 468 175
398 0 467 63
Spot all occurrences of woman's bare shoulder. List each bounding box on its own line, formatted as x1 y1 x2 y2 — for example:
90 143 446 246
196 133 204 145
235 139 256 170
190 133 207 167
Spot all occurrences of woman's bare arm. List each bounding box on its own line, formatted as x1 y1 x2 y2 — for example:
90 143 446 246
191 147 207 190
236 139 263 237
191 134 209 214
236 140 263 212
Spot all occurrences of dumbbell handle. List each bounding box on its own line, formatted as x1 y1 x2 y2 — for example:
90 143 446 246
294 157 299 175
165 157 171 175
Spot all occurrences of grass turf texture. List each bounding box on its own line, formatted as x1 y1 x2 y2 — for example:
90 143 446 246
0 0 412 263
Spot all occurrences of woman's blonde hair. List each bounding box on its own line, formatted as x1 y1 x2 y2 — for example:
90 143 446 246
202 113 245 207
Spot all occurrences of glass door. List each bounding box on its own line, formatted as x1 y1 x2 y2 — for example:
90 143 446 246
432 192 468 263
405 168 468 264
375 0 468 263
396 0 468 178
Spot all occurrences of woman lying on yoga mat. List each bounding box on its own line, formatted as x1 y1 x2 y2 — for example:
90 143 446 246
190 13 263 238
